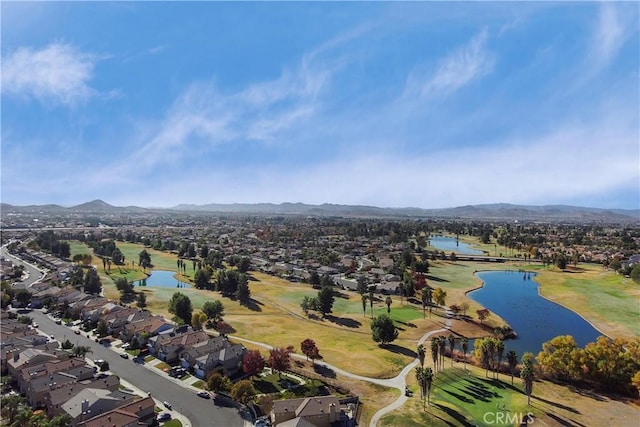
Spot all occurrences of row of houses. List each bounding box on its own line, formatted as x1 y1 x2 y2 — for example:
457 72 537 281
1 312 155 426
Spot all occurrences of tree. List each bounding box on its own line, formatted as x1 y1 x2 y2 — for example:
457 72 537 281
191 311 207 330
71 345 92 357
506 350 518 385
168 292 193 325
385 296 392 314
242 349 265 377
433 287 446 307
416 366 434 408
447 333 456 366
96 320 108 337
202 300 225 323
84 268 102 295
495 340 505 379
15 289 32 308
371 314 398 346
422 287 432 318
417 344 426 367
115 277 135 303
230 379 256 404
301 338 320 365
194 269 212 290
138 249 153 269
300 296 314 316
521 352 535 405
316 286 335 317
58 241 71 259
268 347 292 378
361 294 368 317
309 271 321 288
237 256 251 273
476 308 491 324
111 247 124 265
207 372 231 393
235 277 251 303
431 337 440 374
136 292 147 309
461 337 469 371
460 301 470 316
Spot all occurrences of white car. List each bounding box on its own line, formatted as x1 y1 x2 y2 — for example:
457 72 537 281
31 323 38 328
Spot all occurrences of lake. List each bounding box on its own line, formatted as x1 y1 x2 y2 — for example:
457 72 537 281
467 270 602 356
430 235 484 255
134 270 190 288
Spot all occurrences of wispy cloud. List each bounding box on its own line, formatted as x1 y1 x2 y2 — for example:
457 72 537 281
412 28 495 98
591 2 625 69
1 43 97 106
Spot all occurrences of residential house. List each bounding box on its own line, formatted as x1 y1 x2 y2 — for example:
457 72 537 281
148 328 209 363
271 395 348 427
46 375 120 416
191 343 246 379
61 388 138 425
120 315 173 345
77 396 155 427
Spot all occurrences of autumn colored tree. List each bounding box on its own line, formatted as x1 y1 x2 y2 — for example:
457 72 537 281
230 380 256 404
476 308 491 324
207 372 231 393
268 347 292 378
300 339 320 364
242 349 265 377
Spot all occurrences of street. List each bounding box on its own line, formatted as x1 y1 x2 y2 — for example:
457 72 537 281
29 310 246 427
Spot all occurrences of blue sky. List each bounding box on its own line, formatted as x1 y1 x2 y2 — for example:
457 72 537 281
2 1 638 209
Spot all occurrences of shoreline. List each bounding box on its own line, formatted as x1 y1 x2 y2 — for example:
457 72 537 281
466 268 611 345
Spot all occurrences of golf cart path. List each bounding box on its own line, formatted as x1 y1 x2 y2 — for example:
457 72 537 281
230 327 447 427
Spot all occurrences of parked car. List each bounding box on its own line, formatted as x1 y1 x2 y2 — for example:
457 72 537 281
197 390 210 399
157 412 171 422
54 319 62 325
163 401 172 410
120 353 129 359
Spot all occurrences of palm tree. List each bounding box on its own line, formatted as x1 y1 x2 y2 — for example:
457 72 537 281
430 337 439 374
417 344 426 367
506 350 518 385
438 336 447 371
361 294 368 317
415 366 425 400
461 337 469 371
369 290 374 317
385 296 392 314
495 340 505 379
447 333 456 367
417 366 434 408
422 287 433 318
520 353 535 405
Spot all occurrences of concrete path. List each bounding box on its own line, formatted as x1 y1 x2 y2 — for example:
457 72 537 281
230 328 448 427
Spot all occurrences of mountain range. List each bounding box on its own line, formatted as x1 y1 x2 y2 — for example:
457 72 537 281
1 200 638 222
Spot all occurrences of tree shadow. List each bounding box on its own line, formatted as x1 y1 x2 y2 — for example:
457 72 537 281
382 344 417 359
442 388 475 404
568 385 607 402
533 395 580 413
395 320 417 328
433 403 474 427
325 315 361 328
545 411 586 427
426 275 449 283
314 364 336 379
243 298 263 312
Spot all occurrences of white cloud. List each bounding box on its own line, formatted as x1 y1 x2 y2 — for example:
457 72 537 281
1 43 96 106
419 28 495 97
592 2 625 68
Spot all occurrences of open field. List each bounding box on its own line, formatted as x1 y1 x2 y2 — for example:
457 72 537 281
381 364 640 426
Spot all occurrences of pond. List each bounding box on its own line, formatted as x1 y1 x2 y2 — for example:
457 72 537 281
134 270 190 288
467 270 601 356
430 235 484 255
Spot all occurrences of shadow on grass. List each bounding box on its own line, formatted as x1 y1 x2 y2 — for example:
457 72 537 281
442 388 475 404
544 411 586 427
253 379 281 394
426 275 449 283
433 403 474 427
243 298 263 312
382 344 417 359
533 395 580 414
314 364 336 379
396 320 417 328
325 315 361 328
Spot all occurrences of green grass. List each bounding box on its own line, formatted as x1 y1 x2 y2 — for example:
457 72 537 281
162 420 182 427
191 380 205 389
382 367 533 427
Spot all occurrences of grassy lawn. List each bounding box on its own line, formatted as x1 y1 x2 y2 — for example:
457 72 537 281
191 380 205 389
253 373 302 394
535 265 640 339
162 420 181 427
381 364 640 426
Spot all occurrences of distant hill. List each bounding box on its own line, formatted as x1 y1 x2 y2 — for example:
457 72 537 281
1 200 638 222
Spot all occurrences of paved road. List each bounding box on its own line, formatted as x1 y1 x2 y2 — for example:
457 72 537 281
30 310 246 427
0 245 46 289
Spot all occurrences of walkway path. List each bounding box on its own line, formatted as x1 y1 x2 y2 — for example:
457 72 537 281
230 327 447 427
